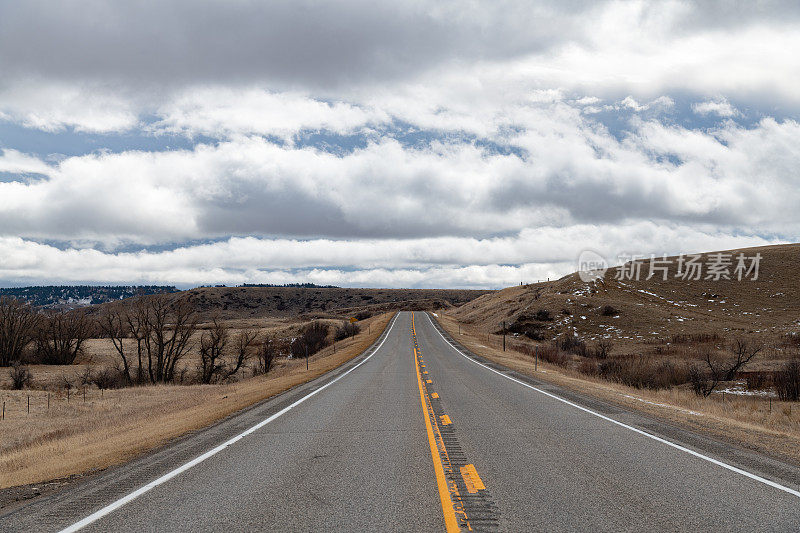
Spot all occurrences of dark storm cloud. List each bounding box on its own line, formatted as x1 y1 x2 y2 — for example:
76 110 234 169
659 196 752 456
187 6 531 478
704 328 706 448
0 0 591 89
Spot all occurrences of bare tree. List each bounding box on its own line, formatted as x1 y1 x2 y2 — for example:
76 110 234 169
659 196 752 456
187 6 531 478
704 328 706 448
693 340 763 397
140 296 198 383
100 295 197 385
723 339 763 380
198 319 229 384
257 336 277 374
60 372 75 393
100 307 133 384
9 362 33 390
35 309 91 365
226 329 258 379
0 297 39 366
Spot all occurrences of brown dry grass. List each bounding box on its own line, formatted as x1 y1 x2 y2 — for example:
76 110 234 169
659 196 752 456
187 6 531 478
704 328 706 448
435 313 800 465
0 313 393 489
450 243 800 360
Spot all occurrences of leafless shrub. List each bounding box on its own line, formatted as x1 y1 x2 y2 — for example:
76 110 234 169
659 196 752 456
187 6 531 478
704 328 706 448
558 336 587 357
537 344 568 366
533 309 553 321
745 372 770 391
578 358 598 376
35 309 91 365
354 311 372 320
505 321 545 341
688 364 709 396
60 372 75 392
590 341 612 359
78 366 94 387
600 305 619 317
671 332 723 344
774 359 800 402
0 297 40 367
335 321 360 341
9 362 33 390
599 356 687 390
92 367 123 390
256 336 278 374
291 321 330 359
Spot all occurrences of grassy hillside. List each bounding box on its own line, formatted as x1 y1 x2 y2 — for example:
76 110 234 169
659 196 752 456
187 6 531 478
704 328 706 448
449 243 800 359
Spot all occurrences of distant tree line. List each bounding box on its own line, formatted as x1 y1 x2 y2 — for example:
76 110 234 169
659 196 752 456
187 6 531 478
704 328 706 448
239 283 339 288
0 285 178 309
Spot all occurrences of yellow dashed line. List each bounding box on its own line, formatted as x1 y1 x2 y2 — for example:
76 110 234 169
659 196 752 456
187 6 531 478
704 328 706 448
431 393 439 399
440 415 452 425
426 379 432 384
460 464 485 494
412 320 460 532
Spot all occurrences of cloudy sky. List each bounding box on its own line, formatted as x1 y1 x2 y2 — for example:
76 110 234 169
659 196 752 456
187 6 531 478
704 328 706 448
1 0 798 289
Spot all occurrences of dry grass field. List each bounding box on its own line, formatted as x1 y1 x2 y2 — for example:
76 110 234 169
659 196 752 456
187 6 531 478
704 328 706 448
0 312 393 489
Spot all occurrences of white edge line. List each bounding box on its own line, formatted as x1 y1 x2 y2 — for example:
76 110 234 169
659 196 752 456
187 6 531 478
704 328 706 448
60 314 400 533
423 313 800 499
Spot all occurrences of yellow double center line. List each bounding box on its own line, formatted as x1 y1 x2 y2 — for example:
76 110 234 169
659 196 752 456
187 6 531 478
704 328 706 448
413 313 486 532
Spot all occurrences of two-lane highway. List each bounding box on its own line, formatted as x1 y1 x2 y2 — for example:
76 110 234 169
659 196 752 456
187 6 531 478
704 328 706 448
3 311 800 532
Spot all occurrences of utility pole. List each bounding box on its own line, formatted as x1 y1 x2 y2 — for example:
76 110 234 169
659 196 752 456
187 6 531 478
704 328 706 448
502 321 506 351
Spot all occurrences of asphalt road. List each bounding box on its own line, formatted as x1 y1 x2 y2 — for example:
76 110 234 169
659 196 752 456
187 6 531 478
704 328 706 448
3 311 800 532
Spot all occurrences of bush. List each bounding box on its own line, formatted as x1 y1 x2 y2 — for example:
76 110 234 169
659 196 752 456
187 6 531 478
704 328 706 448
505 321 545 340
774 359 800 401
335 321 360 340
354 311 372 320
291 321 330 358
558 336 587 357
688 364 709 396
92 367 123 390
600 305 619 317
671 333 722 344
257 338 277 374
745 372 770 390
9 362 32 390
589 341 612 359
599 356 687 390
34 309 91 365
536 345 568 366
533 309 553 321
578 358 599 376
